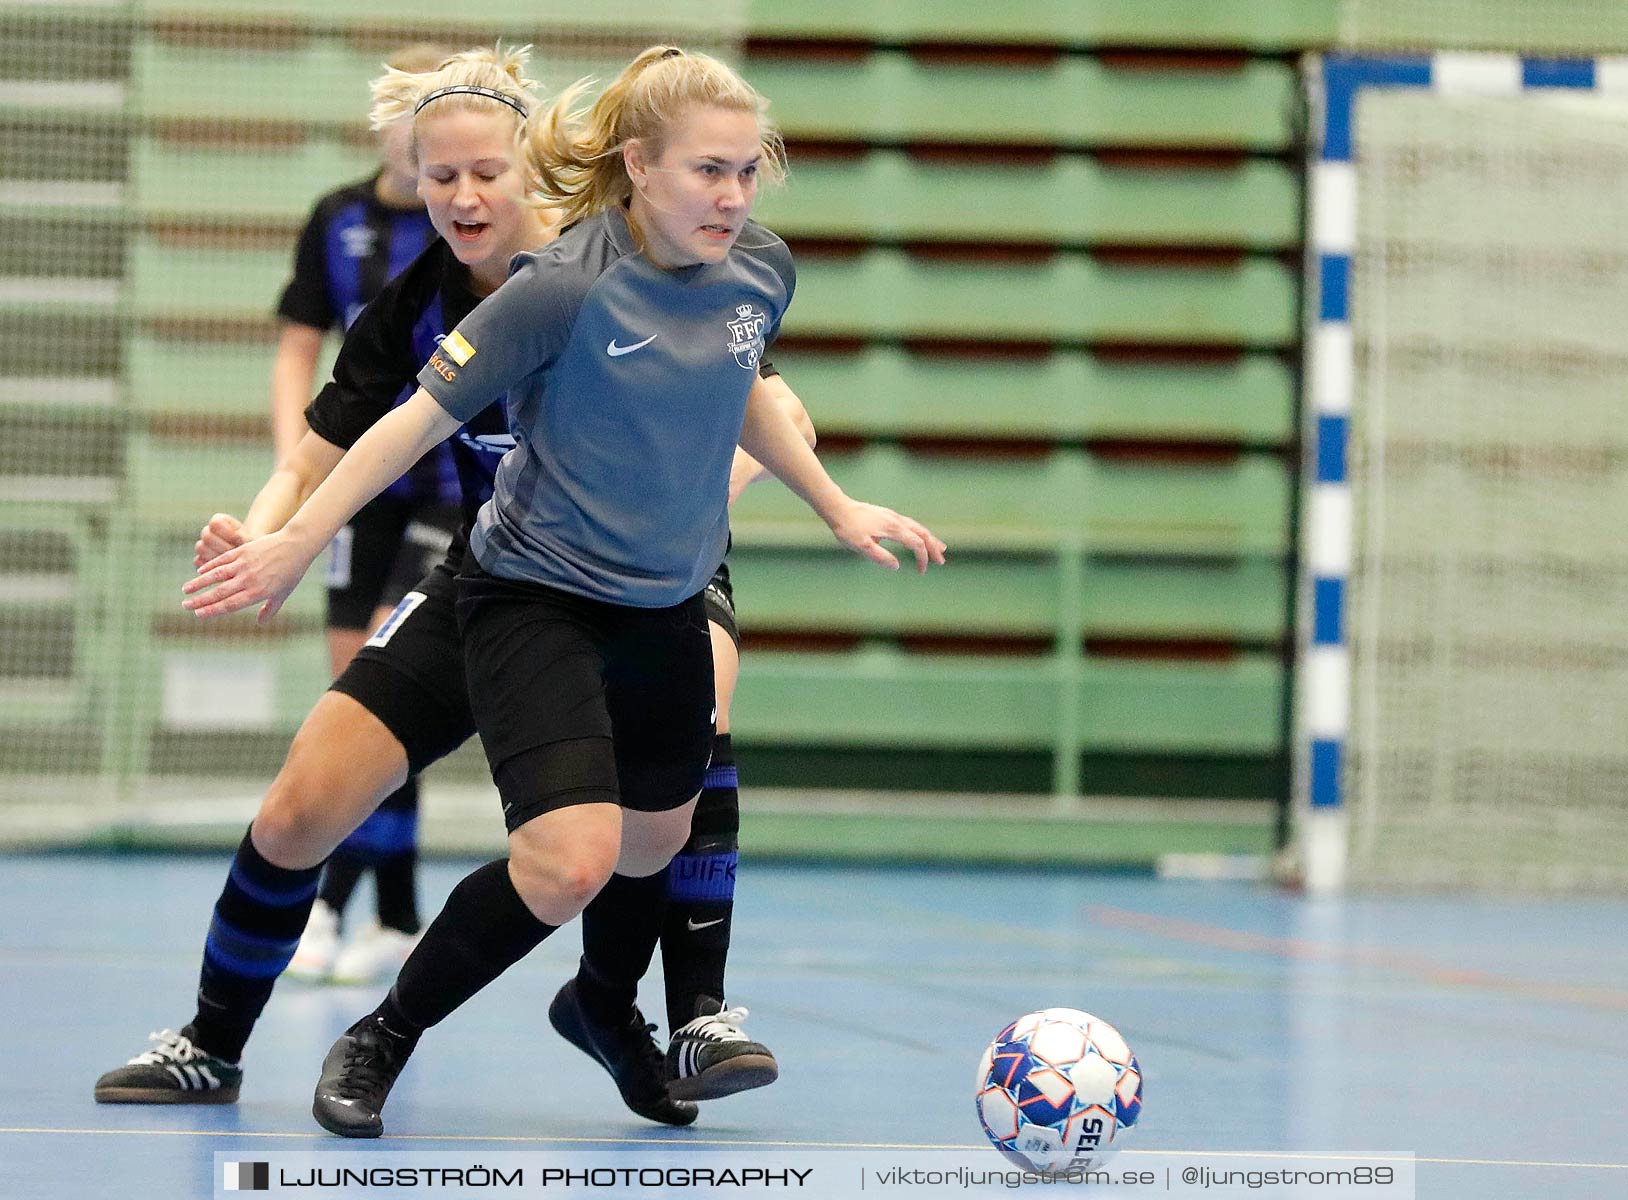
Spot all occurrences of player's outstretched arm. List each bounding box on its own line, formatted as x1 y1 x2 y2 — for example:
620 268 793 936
194 432 347 566
184 389 458 621
735 379 946 574
729 372 815 504
269 322 325 465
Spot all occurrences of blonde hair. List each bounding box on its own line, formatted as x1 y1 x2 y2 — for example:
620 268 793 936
384 43 453 76
369 43 539 159
523 45 786 228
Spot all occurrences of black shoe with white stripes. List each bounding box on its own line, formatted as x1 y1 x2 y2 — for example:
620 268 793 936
666 997 779 1101
94 1028 243 1104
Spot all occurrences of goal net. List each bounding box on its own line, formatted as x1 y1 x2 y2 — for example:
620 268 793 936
0 4 744 847
1320 72 1628 890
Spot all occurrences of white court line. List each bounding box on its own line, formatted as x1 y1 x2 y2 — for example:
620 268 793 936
4 1128 969 1149
2 1128 1627 1169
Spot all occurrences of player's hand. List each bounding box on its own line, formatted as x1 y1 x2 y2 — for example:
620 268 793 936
828 499 947 574
183 530 317 623
194 513 246 568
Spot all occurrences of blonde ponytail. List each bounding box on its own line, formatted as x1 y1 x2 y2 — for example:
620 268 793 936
521 45 785 227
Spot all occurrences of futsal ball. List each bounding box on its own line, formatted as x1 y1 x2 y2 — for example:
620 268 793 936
974 1008 1143 1173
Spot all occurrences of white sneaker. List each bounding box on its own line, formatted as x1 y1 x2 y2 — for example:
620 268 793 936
330 921 420 985
666 998 779 1101
93 1028 244 1103
285 901 341 982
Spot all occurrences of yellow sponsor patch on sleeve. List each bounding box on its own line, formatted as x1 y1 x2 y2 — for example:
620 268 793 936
442 330 476 366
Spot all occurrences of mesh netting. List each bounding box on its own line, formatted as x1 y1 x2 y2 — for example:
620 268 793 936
0 3 743 844
1347 90 1628 889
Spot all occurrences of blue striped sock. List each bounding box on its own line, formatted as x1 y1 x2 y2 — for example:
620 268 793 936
661 733 739 1031
190 827 322 1060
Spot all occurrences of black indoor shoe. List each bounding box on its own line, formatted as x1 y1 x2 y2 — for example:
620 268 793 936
311 1013 418 1138
549 977 699 1127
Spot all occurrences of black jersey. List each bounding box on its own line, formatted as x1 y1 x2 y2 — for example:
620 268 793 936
279 174 456 506
304 239 511 558
277 174 436 333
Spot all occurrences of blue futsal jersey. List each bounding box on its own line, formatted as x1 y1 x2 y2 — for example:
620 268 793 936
419 207 796 607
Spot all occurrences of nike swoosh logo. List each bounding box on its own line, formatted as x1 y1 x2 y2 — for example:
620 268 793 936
607 334 658 357
459 432 516 455
686 917 725 931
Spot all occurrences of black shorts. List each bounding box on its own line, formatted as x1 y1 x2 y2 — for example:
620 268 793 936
701 560 738 648
328 554 476 775
325 494 459 630
455 562 716 832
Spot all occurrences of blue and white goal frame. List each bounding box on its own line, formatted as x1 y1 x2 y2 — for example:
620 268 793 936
1294 51 1628 890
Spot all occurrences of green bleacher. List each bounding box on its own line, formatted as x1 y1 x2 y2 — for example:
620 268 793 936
754 153 1300 248
736 649 1283 751
762 348 1293 441
740 0 1337 47
130 143 1303 246
732 445 1289 553
728 549 1288 640
125 238 1298 342
0 2 1326 858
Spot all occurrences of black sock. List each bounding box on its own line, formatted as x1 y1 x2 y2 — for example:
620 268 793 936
316 853 365 915
374 851 420 934
661 732 738 1031
381 859 554 1034
189 827 323 1061
575 870 669 1021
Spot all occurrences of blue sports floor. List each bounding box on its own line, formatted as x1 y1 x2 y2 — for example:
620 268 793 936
4 854 1627 1198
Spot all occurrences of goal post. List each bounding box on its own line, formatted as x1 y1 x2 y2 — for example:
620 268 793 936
1296 52 1628 891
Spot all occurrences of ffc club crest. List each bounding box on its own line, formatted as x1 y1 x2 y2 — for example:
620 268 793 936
726 303 767 370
